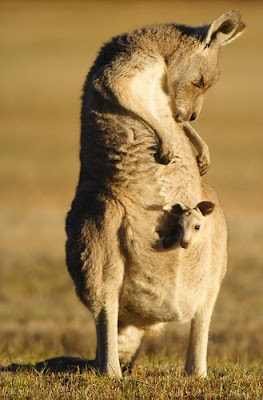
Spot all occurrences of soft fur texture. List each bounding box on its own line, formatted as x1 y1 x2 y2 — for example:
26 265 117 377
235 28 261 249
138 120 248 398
66 11 245 378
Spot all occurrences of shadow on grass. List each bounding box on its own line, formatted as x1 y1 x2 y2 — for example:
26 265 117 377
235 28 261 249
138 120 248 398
0 356 98 374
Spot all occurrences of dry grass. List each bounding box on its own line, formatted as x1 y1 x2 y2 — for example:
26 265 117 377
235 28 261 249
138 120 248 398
1 360 262 400
0 1 262 398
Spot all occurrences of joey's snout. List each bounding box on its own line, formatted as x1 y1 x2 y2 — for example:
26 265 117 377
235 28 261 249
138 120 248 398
180 240 191 249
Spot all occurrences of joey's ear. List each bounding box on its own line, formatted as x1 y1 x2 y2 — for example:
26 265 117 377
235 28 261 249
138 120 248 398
163 203 173 212
204 10 246 48
163 203 184 215
197 201 215 216
170 203 185 216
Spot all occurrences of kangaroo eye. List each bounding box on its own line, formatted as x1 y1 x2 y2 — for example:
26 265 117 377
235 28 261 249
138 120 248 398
177 223 183 230
199 76 205 87
192 75 205 89
194 225 200 230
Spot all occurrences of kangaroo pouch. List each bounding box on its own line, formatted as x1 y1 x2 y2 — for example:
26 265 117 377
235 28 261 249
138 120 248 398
118 209 210 328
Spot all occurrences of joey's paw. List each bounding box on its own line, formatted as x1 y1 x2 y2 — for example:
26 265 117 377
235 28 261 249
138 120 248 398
196 146 211 176
154 146 174 165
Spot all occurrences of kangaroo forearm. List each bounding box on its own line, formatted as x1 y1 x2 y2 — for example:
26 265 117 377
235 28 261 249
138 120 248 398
109 76 173 142
119 94 172 144
182 122 208 156
96 56 177 144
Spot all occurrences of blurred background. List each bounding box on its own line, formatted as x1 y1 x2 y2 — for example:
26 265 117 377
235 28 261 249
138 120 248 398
0 1 262 365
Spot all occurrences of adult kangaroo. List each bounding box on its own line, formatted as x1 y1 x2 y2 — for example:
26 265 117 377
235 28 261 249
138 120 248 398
66 11 245 378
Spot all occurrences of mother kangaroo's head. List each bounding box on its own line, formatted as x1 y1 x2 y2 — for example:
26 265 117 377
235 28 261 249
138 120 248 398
166 10 246 123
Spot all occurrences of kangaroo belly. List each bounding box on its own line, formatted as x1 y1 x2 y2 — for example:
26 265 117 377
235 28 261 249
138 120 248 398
119 260 208 327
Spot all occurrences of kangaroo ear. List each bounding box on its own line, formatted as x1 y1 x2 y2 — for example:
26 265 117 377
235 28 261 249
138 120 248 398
170 203 184 216
163 203 173 212
197 201 215 216
163 203 184 214
204 10 246 48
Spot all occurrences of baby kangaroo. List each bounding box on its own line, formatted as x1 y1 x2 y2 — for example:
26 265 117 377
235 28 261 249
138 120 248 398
160 201 215 250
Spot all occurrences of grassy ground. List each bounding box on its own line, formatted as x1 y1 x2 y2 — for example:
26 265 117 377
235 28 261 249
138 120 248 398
1 360 262 399
0 1 262 398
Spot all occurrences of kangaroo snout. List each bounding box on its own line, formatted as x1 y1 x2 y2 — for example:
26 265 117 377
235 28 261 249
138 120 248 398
175 112 184 122
181 240 190 249
175 110 198 122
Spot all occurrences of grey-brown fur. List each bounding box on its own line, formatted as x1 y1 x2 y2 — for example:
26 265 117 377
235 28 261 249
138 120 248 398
66 10 245 378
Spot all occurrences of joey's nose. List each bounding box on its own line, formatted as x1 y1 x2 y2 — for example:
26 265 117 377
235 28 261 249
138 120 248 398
181 241 190 249
190 113 197 121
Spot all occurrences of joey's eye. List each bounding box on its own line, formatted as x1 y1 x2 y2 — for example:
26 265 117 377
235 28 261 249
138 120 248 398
177 223 183 230
192 75 205 89
194 225 200 230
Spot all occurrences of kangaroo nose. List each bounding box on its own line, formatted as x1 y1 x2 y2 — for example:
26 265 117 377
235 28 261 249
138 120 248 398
190 113 197 121
181 241 190 249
